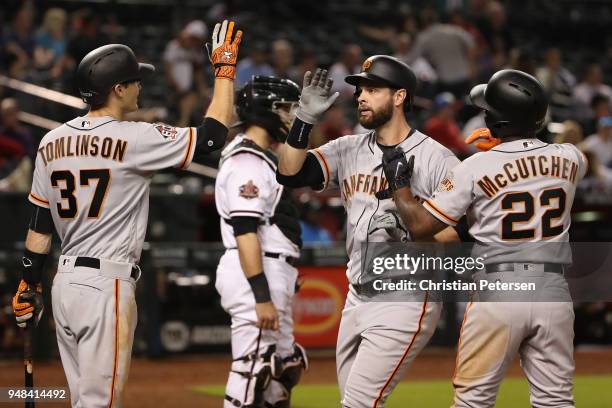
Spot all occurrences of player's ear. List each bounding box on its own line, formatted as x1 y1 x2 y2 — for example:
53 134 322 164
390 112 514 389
394 89 407 107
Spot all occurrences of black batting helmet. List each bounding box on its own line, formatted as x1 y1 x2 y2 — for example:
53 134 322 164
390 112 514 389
469 69 548 138
236 76 300 141
77 44 155 106
345 55 417 110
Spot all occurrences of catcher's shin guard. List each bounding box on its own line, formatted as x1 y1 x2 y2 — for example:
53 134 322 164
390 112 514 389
265 343 310 407
225 343 283 407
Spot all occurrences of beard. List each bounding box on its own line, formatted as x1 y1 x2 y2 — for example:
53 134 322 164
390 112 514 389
358 99 394 129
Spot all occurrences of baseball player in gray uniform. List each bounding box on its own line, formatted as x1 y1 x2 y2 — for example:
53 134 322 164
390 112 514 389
276 57 460 407
215 76 308 408
387 69 587 408
12 20 242 407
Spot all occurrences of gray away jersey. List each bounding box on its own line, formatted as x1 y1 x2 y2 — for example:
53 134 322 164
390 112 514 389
311 130 459 284
29 115 196 263
424 139 588 263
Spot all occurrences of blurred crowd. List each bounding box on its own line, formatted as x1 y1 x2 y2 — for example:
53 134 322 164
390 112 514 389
0 0 612 245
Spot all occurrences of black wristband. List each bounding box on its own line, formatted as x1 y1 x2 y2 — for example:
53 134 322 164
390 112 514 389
286 118 313 149
247 272 272 303
22 249 48 285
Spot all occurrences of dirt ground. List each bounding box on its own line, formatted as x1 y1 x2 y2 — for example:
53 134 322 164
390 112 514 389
1 348 611 407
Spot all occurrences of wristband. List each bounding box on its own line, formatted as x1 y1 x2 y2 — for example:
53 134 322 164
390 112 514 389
247 272 272 303
21 249 48 285
286 118 313 149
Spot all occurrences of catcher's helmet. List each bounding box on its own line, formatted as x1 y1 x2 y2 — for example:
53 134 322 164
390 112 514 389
77 44 155 106
345 55 417 109
236 76 300 141
469 69 547 138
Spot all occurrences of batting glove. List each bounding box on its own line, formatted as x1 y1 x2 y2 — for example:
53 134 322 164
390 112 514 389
368 211 409 242
13 280 44 329
295 68 340 124
382 147 414 190
206 20 242 80
465 127 501 151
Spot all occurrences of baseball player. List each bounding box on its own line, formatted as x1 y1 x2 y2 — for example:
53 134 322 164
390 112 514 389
276 57 461 407
11 20 242 407
215 76 308 408
386 69 587 407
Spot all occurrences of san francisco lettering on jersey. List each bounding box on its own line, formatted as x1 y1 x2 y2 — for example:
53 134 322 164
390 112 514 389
37 135 128 166
342 173 388 201
477 154 579 198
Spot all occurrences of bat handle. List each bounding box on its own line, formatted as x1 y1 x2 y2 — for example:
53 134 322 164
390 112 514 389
24 325 35 408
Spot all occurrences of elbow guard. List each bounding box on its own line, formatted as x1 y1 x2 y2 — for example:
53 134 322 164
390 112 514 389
194 117 228 159
275 153 325 188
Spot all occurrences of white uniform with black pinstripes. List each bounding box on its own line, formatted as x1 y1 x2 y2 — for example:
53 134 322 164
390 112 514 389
310 130 459 408
28 115 196 407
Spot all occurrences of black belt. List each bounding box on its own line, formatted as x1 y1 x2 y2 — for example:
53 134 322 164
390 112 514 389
485 263 564 274
74 256 140 279
263 252 298 266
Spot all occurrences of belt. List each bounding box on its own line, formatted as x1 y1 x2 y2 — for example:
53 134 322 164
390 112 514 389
226 249 298 266
485 262 564 274
263 252 298 266
74 256 140 279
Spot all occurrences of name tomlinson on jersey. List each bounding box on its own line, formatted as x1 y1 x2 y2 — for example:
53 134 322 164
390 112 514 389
478 154 579 198
38 135 128 166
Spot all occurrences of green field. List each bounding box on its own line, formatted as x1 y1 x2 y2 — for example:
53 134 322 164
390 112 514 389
196 376 612 407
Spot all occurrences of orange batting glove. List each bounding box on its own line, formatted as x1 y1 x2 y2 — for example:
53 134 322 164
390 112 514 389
465 127 501 151
12 280 44 328
206 20 242 80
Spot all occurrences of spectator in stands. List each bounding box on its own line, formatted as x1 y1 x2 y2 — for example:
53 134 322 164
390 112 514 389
478 1 514 58
535 48 576 121
583 94 611 136
579 116 612 169
319 105 351 142
576 150 612 203
34 8 69 82
235 41 274 87
163 20 207 127
409 8 476 98
509 47 536 75
553 120 583 146
299 201 333 247
2 3 36 79
329 44 362 102
574 64 612 116
0 98 32 191
425 92 471 157
271 39 296 80
392 32 437 97
290 47 318 85
66 10 110 70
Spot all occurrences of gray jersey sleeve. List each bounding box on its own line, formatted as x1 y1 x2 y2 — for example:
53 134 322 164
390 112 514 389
423 160 473 226
568 144 588 180
131 122 196 172
28 150 50 209
309 137 343 191
425 147 461 197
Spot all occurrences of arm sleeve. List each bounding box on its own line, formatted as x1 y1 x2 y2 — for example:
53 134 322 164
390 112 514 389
225 155 271 219
275 152 325 188
308 137 342 191
29 203 54 234
132 122 196 172
422 162 474 227
230 216 260 236
28 150 50 209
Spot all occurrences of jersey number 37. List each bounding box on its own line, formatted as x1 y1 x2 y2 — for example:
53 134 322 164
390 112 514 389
50 169 111 219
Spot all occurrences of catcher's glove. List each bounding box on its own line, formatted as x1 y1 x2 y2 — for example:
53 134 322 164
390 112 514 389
465 127 501 151
12 279 44 329
206 20 242 80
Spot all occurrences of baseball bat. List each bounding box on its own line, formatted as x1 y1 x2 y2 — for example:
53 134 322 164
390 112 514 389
24 325 35 408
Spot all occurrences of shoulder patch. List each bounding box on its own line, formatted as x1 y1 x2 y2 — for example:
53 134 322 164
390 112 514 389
239 180 260 199
437 172 455 192
154 123 178 140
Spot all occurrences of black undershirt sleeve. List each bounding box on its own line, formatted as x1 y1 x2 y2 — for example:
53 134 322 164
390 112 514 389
230 216 260 236
193 117 228 163
275 152 325 188
29 203 54 234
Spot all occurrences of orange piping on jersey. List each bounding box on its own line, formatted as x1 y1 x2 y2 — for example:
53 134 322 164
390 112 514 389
312 149 330 189
108 279 119 408
29 192 49 206
372 292 429 408
452 301 473 383
180 127 195 169
424 200 459 225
